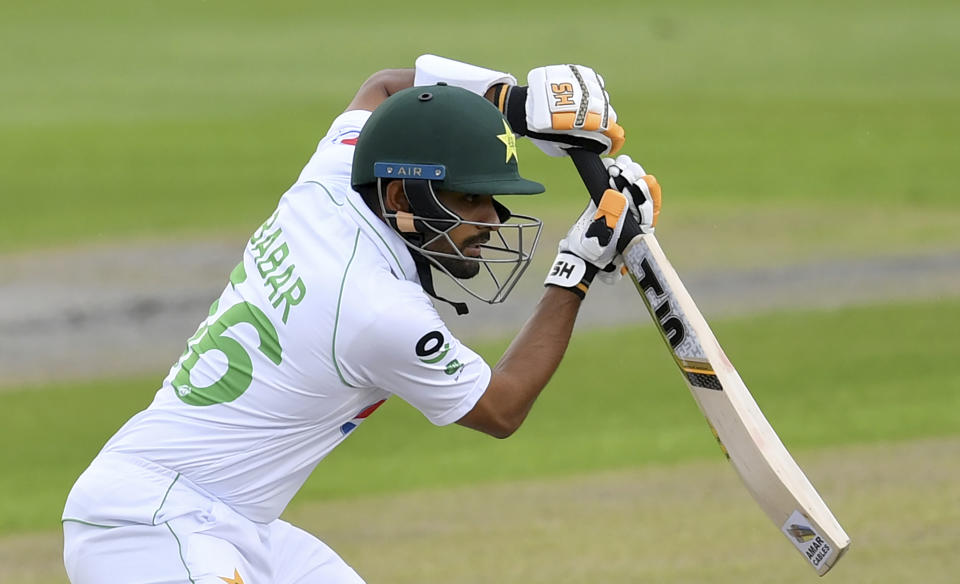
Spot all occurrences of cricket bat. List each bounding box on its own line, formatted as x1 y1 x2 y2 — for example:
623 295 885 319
568 149 851 576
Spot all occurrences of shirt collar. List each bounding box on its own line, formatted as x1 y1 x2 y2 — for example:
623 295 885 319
343 187 419 283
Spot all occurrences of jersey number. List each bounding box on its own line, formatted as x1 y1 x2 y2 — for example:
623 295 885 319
173 302 283 406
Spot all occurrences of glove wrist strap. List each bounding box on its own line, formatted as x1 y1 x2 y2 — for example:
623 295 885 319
494 84 609 155
493 85 529 136
543 251 598 299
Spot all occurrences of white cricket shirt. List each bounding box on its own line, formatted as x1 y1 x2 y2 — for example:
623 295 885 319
96 110 492 523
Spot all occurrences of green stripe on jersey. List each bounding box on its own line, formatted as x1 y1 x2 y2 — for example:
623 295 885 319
332 229 362 388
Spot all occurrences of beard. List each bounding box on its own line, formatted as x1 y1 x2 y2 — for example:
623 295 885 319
424 233 488 279
434 254 481 279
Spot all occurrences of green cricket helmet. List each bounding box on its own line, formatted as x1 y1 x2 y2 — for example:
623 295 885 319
351 84 544 313
351 84 545 194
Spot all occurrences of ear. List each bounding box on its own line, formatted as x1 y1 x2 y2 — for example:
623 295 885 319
384 181 410 213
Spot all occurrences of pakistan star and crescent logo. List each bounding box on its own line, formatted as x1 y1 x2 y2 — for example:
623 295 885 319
497 119 518 163
220 569 245 584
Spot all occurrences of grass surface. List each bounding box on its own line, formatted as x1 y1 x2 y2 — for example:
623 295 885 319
4 438 959 583
287 438 960 584
2 297 956 535
2 0 958 254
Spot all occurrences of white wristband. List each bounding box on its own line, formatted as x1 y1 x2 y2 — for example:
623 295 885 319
414 54 517 97
544 252 588 289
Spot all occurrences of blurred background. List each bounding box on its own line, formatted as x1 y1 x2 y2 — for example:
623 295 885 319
1 1 958 582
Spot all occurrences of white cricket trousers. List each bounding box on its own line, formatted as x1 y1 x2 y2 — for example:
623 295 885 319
62 453 365 584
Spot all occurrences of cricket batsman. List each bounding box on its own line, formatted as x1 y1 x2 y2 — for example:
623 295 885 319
62 55 661 583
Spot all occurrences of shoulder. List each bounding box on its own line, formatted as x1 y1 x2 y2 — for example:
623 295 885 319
341 270 433 329
335 271 440 352
332 271 491 425
296 110 373 185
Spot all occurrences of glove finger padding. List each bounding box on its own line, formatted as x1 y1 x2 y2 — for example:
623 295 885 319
587 154 663 288
595 258 627 286
603 154 661 233
576 189 629 264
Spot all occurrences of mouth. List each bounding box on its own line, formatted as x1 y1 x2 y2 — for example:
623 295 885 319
462 235 489 258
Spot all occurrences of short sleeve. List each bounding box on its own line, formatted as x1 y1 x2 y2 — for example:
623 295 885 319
296 110 372 185
335 281 491 427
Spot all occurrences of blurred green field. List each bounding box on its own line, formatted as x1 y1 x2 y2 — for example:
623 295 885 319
2 0 958 257
2 297 957 535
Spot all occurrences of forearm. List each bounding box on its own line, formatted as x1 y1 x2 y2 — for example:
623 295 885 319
494 286 579 396
347 57 513 114
345 68 415 112
457 287 581 438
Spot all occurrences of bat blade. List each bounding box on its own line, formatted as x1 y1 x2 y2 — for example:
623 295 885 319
622 233 851 576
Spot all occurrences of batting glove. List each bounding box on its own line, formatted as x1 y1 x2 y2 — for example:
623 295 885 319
492 64 625 158
544 189 631 299
596 155 663 285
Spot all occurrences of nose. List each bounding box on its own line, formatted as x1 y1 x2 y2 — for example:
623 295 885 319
479 198 501 228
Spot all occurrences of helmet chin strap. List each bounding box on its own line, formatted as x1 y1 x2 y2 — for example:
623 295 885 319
412 253 469 316
378 178 470 316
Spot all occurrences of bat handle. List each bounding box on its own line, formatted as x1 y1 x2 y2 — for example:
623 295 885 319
567 148 608 203
567 148 641 254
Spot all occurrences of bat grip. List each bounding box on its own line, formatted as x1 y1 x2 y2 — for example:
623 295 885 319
568 148 641 253
568 148 608 204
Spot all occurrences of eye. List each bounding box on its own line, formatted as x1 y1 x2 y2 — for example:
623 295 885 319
463 194 478 204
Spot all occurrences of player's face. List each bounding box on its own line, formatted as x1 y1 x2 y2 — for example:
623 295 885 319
428 190 500 279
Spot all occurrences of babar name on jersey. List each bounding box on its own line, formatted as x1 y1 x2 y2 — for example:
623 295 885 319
249 210 307 324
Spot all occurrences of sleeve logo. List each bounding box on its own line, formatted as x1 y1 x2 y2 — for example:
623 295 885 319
416 331 450 364
444 359 464 376
333 129 360 146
